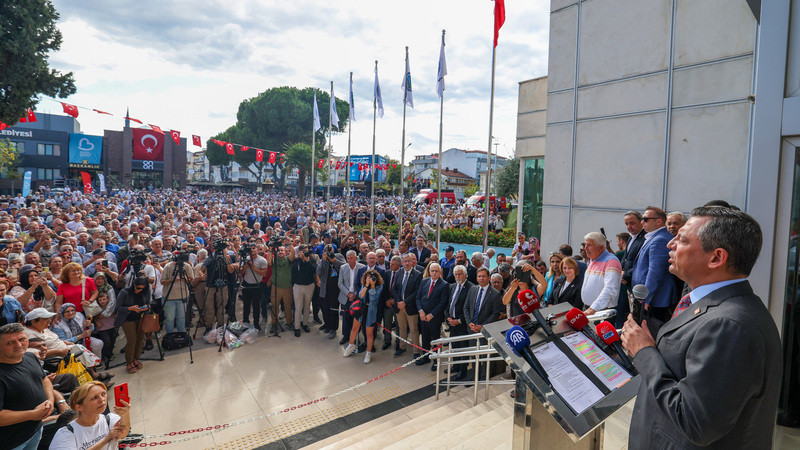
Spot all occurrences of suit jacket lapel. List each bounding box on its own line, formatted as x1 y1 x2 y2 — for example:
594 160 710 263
657 280 752 342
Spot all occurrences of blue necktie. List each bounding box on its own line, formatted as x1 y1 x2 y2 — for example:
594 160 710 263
473 287 484 323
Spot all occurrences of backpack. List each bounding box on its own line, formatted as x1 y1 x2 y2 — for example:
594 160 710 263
161 332 193 351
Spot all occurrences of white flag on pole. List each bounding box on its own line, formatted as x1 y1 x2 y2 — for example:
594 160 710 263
374 65 384 118
98 173 106 192
437 36 448 98
402 52 414 108
349 73 356 122
330 84 339 130
313 91 321 131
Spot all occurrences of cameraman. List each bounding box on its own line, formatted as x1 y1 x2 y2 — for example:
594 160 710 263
161 254 194 334
316 245 343 339
240 243 267 330
199 239 237 329
266 245 293 333
291 245 316 337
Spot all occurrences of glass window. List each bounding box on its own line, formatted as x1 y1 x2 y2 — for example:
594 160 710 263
10 141 24 153
37 143 45 155
37 143 58 156
521 157 544 239
37 168 45 179
53 168 60 179
53 145 60 156
46 169 53 179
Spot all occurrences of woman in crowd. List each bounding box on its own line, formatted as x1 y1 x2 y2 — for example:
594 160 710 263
46 256 65 289
52 303 105 367
0 280 24 325
12 266 56 312
91 291 117 366
399 221 414 243
550 257 583 309
543 253 564 305
49 381 131 450
93 272 116 306
343 269 383 364
503 261 548 317
55 262 98 314
114 277 151 373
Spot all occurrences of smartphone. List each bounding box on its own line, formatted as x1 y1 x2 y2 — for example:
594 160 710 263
114 382 130 407
101 260 109 268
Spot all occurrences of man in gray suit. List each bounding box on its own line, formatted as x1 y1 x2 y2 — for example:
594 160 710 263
337 250 365 346
622 207 781 449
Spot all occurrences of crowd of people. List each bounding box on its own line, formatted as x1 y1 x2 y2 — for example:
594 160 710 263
0 185 781 449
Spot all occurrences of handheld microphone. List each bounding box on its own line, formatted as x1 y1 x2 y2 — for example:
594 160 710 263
505 325 549 383
517 289 554 337
564 307 609 351
595 321 637 375
631 284 649 324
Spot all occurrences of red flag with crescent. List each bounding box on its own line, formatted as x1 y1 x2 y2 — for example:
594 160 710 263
132 128 164 161
383 164 389 170
256 149 264 162
268 152 276 164
226 143 234 155
124 116 142 124
335 161 341 170
19 108 37 123
61 102 79 118
0 123 7 131
149 124 164 134
93 109 112 115
240 145 249 152
81 172 93 194
211 139 224 147
192 135 201 147
392 163 397 169
318 159 324 169
169 130 180 145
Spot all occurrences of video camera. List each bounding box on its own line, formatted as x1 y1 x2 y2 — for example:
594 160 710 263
171 250 191 264
239 242 255 260
213 239 229 253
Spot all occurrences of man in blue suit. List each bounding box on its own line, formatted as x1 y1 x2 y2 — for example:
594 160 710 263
631 206 677 323
416 263 449 368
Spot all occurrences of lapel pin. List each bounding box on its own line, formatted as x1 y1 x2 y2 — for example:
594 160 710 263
694 308 701 315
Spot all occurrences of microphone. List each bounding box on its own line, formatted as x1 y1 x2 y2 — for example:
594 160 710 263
508 313 540 336
505 325 549 383
564 307 609 351
631 284 649 323
595 321 637 375
517 289 554 337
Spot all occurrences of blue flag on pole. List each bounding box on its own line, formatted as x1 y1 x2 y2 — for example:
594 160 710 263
21 171 32 197
374 64 384 118
313 91 321 132
402 51 414 108
349 73 356 122
330 84 340 130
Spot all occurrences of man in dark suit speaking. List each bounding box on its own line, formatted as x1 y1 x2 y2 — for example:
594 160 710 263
622 207 781 449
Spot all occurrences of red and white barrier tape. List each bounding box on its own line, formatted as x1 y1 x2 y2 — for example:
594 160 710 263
118 349 438 447
376 323 433 354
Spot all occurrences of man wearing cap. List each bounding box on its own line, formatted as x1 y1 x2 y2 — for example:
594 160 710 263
439 246 456 280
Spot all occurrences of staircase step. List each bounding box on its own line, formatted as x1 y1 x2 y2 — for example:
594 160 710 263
385 395 509 449
462 415 514 447
424 401 511 448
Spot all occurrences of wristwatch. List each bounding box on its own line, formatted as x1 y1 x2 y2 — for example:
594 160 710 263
56 400 67 406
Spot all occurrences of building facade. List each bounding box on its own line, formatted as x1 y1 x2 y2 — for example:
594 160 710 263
411 148 507 181
515 76 547 240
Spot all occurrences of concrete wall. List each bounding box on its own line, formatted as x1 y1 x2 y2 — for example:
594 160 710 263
541 0 756 256
517 77 548 159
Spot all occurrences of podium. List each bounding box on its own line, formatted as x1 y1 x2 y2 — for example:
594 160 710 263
482 303 640 449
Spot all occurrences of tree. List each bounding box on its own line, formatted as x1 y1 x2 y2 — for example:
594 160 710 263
283 142 329 198
495 157 520 198
205 86 348 187
463 182 479 197
385 157 401 193
0 0 76 125
429 169 446 190
0 140 22 179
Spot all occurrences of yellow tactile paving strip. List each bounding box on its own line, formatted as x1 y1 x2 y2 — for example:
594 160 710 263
212 384 406 449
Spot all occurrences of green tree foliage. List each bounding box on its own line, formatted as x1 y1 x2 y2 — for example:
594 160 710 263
384 157 401 194
0 140 22 179
495 157 520 198
0 0 76 125
205 86 348 188
463 182 479 197
283 142 328 198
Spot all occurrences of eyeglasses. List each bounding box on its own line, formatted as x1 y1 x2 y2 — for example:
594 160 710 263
641 217 659 222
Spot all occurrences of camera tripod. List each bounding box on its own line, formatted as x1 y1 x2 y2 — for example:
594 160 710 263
162 259 195 364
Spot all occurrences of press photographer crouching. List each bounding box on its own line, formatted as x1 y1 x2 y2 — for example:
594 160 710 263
114 278 151 374
199 237 237 331
161 251 194 334
239 243 267 331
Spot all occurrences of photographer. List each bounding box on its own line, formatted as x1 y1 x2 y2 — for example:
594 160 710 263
266 244 293 333
239 243 267 330
161 253 194 334
316 245 343 339
290 245 316 337
199 238 237 329
115 278 151 374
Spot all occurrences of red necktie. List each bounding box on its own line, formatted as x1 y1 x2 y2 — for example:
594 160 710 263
428 279 435 297
671 294 692 318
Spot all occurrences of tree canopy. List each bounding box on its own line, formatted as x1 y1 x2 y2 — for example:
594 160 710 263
205 86 348 187
0 0 76 125
495 157 519 198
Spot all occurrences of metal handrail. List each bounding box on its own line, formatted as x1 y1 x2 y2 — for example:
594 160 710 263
429 348 497 359
431 332 483 345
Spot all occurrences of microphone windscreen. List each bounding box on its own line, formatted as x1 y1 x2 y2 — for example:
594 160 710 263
632 284 649 300
505 325 531 356
507 314 531 327
595 321 620 345
517 289 540 313
565 307 589 330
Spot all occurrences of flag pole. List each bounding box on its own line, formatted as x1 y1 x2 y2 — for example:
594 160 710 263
346 72 353 226
310 89 316 205
328 81 334 224
399 48 409 245
436 31 445 251
371 60 378 237
482 40 497 252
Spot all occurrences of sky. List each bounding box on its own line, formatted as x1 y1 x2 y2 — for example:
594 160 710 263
39 0 550 163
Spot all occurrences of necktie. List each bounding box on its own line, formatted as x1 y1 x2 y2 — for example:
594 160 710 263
450 284 461 318
428 279 436 298
671 294 692 318
474 287 484 323
402 271 409 301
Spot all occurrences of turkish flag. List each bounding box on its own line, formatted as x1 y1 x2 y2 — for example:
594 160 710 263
349 162 354 167
19 108 37 123
169 130 181 145
192 135 201 147
226 143 234 155
241 145 249 152
81 172 93 194
318 159 324 169
0 123 7 131
149 124 164 134
132 128 165 161
383 164 389 170
93 109 112 115
268 152 276 164
392 163 397 169
125 116 142 124
494 0 505 47
211 139 225 147
335 161 341 170
61 102 79 118
256 149 264 162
